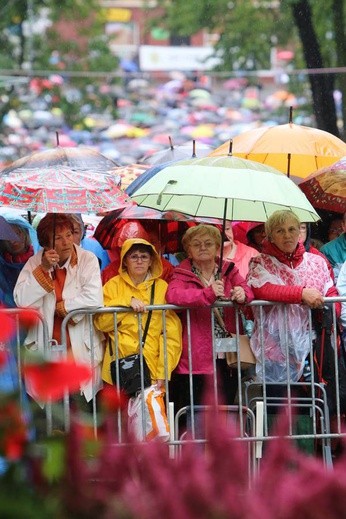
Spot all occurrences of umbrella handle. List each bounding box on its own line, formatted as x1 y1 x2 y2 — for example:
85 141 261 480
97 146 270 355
217 199 228 277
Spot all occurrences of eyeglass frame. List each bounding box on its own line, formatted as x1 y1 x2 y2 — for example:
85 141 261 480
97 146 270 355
126 253 152 262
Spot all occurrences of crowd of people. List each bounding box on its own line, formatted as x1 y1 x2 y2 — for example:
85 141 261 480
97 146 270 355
1 207 346 442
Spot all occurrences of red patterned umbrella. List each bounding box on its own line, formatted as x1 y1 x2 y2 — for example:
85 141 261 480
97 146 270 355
299 157 346 214
0 144 130 213
0 165 131 213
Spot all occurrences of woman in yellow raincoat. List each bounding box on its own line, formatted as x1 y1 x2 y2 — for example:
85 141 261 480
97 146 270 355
94 238 182 389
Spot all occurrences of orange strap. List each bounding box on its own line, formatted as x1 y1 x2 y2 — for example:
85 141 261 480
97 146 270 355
52 268 71 349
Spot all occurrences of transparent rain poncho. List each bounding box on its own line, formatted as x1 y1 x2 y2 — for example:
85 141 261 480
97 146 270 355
247 253 333 382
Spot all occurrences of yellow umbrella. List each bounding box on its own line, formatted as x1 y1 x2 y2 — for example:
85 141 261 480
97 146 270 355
209 123 346 181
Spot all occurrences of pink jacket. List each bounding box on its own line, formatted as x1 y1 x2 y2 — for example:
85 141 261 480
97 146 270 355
166 258 254 374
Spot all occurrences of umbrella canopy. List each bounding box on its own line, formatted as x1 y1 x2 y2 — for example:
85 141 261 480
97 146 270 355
130 156 320 224
114 163 149 191
299 156 346 214
142 139 213 166
0 214 19 241
0 145 120 176
0 165 131 213
94 205 198 254
209 123 346 181
126 161 175 197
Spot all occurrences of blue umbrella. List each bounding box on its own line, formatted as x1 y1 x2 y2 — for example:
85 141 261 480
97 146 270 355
126 160 177 196
0 215 19 241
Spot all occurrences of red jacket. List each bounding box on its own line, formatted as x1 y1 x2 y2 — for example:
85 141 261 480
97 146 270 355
166 258 254 374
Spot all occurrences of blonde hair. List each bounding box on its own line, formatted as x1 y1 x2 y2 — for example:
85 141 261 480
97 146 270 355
182 224 221 252
265 210 300 241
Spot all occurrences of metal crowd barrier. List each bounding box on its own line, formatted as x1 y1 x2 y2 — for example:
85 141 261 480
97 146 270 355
3 298 346 470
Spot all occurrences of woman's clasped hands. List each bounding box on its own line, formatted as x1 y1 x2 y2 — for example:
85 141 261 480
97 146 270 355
211 279 246 303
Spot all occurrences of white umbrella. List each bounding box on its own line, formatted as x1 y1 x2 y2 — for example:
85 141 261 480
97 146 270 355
130 156 320 224
130 155 320 273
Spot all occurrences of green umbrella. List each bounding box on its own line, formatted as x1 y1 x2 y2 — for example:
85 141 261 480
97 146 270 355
131 156 320 223
130 155 320 273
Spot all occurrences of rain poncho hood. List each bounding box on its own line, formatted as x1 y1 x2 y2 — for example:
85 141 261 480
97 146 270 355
0 209 39 253
119 238 163 284
0 209 39 307
94 238 182 385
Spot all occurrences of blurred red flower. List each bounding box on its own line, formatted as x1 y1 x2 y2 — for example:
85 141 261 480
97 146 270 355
0 401 28 461
18 308 40 329
0 349 7 368
23 359 92 402
99 384 128 412
0 310 15 343
4 430 28 461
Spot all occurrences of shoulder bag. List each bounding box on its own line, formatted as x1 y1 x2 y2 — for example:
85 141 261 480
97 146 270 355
214 306 256 370
109 282 155 396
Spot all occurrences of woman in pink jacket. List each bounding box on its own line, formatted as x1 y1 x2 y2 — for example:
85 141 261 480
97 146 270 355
166 224 254 414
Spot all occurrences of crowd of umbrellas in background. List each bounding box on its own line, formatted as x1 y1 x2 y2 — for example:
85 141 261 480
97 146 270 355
0 73 345 252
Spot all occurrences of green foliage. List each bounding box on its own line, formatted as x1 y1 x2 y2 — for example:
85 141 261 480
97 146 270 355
153 0 297 71
0 0 117 72
0 464 60 518
154 0 340 72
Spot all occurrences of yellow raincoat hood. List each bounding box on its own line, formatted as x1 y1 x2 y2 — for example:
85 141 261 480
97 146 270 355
119 238 163 284
94 238 182 385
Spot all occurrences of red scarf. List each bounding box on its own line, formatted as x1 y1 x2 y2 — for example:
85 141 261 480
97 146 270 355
261 239 305 268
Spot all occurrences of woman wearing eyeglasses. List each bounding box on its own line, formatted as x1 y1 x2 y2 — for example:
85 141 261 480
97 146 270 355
166 225 254 413
94 238 182 391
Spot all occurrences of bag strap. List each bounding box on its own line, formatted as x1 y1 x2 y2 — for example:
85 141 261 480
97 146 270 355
141 281 155 347
213 306 228 334
108 281 156 358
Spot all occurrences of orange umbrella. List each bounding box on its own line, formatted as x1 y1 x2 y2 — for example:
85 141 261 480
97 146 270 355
209 122 346 182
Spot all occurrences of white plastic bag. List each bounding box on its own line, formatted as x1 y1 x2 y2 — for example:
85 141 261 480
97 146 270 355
128 385 170 442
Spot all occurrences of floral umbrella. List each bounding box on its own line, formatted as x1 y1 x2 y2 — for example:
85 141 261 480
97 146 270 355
209 120 346 181
0 165 131 214
0 143 131 213
299 156 346 214
114 163 149 191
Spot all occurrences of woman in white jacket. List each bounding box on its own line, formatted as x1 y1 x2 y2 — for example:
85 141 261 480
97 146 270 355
14 213 104 403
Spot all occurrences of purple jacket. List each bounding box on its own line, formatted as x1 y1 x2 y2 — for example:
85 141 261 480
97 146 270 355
166 258 254 374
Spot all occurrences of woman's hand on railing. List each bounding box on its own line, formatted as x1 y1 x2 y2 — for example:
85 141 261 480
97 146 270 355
211 279 225 298
130 297 147 313
230 286 246 304
302 288 324 309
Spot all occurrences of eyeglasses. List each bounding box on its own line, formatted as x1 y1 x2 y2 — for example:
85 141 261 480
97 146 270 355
190 240 216 249
127 254 151 262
